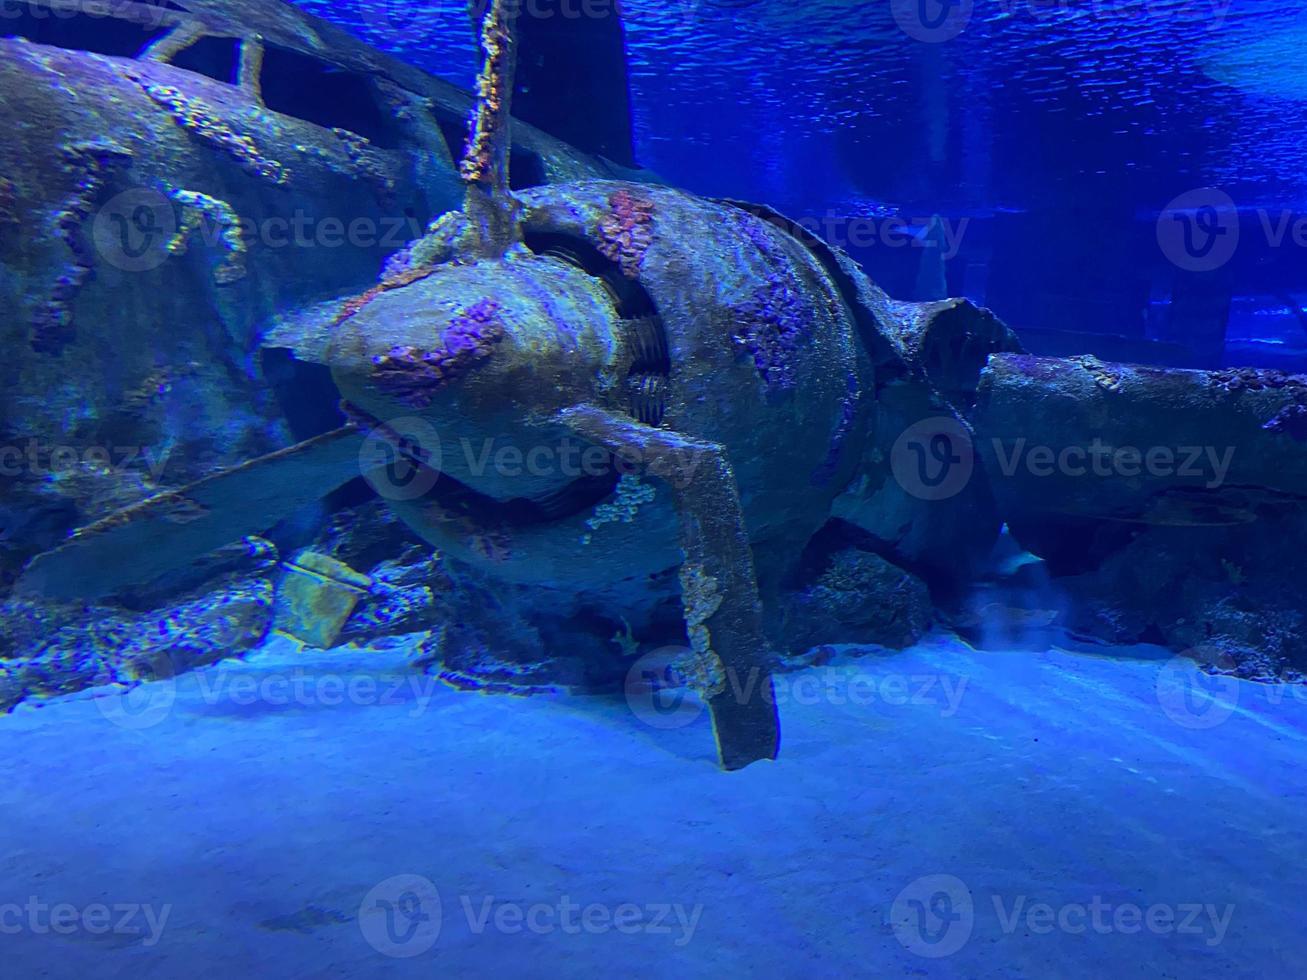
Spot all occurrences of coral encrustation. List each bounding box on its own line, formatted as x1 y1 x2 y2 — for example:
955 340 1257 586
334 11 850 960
1210 366 1307 395
732 274 808 390
371 299 505 407
460 0 516 187
598 189 655 279
32 143 132 355
166 188 247 285
139 80 288 186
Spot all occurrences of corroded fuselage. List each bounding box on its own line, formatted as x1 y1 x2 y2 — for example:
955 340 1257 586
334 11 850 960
0 0 643 582
320 180 1017 620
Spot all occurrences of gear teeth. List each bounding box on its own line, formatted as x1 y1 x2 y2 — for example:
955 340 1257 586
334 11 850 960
628 374 668 427
624 315 669 374
541 245 589 269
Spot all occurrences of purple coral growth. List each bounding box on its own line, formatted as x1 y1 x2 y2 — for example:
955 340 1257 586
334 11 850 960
371 299 505 407
598 189 655 278
733 275 808 390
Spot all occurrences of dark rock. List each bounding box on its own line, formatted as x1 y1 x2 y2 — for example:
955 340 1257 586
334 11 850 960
0 570 274 712
1059 513 1307 681
778 547 931 661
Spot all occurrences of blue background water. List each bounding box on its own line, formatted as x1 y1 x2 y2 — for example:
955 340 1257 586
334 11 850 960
296 0 1307 365
4 7 1307 974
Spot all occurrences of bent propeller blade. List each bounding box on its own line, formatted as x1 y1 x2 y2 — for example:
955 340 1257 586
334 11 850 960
17 426 370 602
558 405 781 770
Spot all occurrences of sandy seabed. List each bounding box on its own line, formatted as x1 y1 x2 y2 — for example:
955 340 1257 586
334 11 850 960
2 632 1304 978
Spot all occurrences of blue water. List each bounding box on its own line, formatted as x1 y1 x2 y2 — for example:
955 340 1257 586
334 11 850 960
5 2 1307 976
308 0 1307 203
300 0 1307 361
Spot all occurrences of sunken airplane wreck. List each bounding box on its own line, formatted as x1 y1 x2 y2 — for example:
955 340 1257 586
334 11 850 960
12 1 1307 769
0 0 645 584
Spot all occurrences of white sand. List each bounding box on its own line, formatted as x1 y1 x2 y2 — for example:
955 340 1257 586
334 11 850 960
2 633 1303 978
